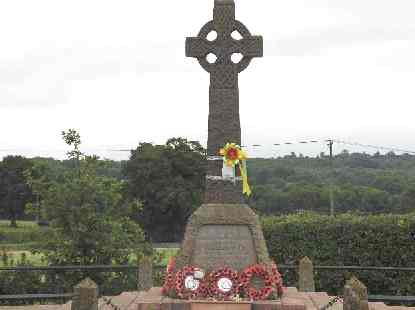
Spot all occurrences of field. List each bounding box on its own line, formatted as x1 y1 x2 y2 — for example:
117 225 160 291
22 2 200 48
0 220 178 267
0 220 47 249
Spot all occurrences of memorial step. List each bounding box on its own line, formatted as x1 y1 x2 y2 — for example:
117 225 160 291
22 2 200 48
369 302 389 310
108 291 146 309
0 307 63 310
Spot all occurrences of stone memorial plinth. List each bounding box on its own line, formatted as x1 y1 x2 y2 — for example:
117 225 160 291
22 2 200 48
175 204 271 271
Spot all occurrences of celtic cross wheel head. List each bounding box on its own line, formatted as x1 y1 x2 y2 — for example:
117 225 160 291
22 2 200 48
186 0 263 73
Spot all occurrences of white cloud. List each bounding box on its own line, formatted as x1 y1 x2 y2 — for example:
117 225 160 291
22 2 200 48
1 0 415 159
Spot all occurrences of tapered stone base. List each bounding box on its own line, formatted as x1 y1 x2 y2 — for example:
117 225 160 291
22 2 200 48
175 204 271 272
130 287 306 310
192 301 251 310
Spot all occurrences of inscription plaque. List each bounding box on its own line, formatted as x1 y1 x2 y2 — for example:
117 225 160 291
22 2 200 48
191 225 257 271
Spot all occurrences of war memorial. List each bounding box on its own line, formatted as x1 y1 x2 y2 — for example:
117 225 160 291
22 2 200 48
1 1 413 310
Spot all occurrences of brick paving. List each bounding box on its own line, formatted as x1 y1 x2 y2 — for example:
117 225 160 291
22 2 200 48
2 287 414 310
0 306 64 310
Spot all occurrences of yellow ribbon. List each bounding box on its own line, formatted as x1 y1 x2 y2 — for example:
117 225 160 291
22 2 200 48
240 159 252 196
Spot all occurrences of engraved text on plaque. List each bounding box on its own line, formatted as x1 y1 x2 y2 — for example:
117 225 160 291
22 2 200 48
191 225 257 271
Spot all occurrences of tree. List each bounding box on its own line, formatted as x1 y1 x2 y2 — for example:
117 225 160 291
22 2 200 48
123 137 206 242
25 157 68 223
0 156 33 227
400 183 415 213
29 130 146 269
337 149 350 159
247 152 415 215
373 173 406 195
272 166 295 180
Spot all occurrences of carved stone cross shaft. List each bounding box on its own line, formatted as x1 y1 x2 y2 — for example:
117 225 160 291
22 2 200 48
186 0 263 204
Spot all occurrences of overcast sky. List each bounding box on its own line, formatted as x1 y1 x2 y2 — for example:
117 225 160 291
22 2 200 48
1 0 415 160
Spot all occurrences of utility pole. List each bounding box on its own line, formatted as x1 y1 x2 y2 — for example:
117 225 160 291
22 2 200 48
327 139 335 216
35 193 40 223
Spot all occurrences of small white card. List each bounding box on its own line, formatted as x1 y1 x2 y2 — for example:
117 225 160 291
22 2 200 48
222 163 235 179
194 269 205 279
218 277 233 293
184 276 200 291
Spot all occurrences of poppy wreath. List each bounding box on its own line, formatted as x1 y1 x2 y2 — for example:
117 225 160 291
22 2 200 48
270 261 285 297
194 274 210 299
175 266 206 299
162 257 176 296
208 267 239 300
238 264 274 300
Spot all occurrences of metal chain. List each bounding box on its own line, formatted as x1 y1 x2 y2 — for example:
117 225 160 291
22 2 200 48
122 292 143 310
100 296 121 310
99 292 341 310
100 292 142 310
319 295 343 310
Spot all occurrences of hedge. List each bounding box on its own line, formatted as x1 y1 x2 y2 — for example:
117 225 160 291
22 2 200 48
0 221 47 246
261 212 415 296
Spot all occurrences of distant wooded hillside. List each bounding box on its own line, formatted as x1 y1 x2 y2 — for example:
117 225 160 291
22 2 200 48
1 148 415 235
248 151 415 215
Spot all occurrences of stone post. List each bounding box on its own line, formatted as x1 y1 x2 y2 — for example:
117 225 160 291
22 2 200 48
343 277 369 310
71 278 98 310
299 256 315 292
138 255 153 291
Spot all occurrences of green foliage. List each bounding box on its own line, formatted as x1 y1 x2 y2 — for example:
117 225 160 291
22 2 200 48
24 158 69 222
123 137 206 242
0 156 33 227
0 220 46 245
25 130 147 291
249 153 415 215
252 183 330 214
262 212 415 296
3 145 415 222
0 249 141 304
62 129 82 161
0 250 49 305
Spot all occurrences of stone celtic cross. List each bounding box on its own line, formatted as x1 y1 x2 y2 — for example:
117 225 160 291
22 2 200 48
186 0 263 204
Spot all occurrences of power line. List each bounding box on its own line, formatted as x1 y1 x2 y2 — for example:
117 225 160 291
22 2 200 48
2 139 415 156
333 140 415 155
240 140 415 156
102 140 326 153
101 140 327 151
242 140 324 148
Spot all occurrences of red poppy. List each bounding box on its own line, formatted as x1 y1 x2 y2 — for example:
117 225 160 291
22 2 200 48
226 148 238 160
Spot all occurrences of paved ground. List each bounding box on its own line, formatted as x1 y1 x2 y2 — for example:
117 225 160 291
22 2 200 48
1 287 415 310
282 287 415 310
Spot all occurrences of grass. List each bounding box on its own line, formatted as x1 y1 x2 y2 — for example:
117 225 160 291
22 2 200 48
0 242 39 251
0 246 179 267
0 250 45 267
0 220 47 247
0 220 179 267
0 249 178 267
0 220 38 227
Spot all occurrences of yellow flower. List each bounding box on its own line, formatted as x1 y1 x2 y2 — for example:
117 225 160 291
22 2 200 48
220 143 243 167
